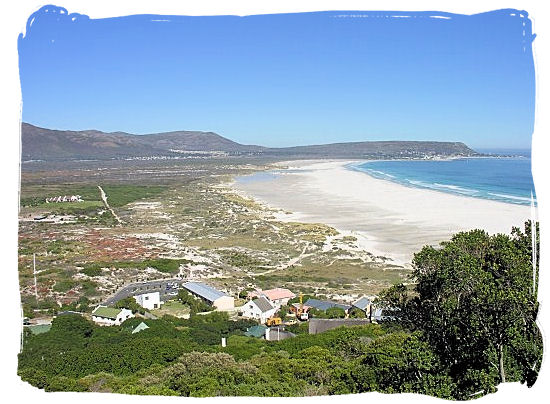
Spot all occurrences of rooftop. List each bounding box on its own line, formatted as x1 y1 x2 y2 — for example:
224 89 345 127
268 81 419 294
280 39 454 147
305 298 351 312
249 288 295 301
244 324 268 338
132 322 150 334
353 296 372 310
92 306 124 319
183 281 228 303
253 297 275 313
308 318 371 335
291 303 311 311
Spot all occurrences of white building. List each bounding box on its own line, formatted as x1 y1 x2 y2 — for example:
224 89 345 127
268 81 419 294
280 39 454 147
182 281 234 310
134 291 162 310
92 306 134 326
240 297 277 324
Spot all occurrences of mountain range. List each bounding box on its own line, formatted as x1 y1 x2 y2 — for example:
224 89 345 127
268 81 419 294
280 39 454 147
21 123 479 161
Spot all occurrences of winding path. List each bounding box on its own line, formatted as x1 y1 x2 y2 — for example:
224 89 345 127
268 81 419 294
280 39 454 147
98 185 124 225
260 242 314 275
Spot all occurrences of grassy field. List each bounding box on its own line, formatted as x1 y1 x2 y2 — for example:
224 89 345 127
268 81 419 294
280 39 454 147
151 300 190 318
20 184 167 208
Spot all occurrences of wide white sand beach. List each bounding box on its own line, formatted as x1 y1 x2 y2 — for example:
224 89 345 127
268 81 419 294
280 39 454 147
232 160 534 266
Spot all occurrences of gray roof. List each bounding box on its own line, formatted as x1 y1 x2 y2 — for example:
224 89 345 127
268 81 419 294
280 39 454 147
183 282 228 302
371 307 385 320
305 298 351 312
353 296 372 311
308 318 371 335
371 306 399 321
253 297 275 313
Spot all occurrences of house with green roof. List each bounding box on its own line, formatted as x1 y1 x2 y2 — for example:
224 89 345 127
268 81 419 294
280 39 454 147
92 305 134 326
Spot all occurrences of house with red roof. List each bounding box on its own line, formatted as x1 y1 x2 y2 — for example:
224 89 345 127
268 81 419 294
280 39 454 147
247 288 296 308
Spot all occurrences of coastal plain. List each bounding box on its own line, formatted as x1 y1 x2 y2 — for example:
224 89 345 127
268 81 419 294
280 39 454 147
18 158 407 317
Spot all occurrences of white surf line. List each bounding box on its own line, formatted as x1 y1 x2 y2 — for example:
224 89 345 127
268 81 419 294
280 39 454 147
98 185 124 225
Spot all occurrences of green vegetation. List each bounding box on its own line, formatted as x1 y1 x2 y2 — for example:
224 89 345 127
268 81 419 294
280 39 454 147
52 279 78 293
80 266 103 277
20 184 166 208
60 297 91 313
115 297 148 315
99 185 166 207
18 312 385 395
349 308 366 318
80 258 191 275
20 184 166 226
376 221 542 399
20 185 102 208
21 297 60 318
222 251 266 269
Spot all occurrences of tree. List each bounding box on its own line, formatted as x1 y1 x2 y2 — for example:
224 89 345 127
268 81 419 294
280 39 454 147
115 296 145 315
50 313 93 339
354 332 455 398
326 307 346 319
177 290 212 314
348 308 366 319
278 305 290 321
238 289 252 299
385 222 542 397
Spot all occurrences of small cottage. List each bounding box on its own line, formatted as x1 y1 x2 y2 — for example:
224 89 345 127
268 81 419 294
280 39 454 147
240 297 277 324
92 306 134 326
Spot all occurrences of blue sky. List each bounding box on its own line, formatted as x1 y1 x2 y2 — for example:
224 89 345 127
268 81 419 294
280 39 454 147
19 7 535 149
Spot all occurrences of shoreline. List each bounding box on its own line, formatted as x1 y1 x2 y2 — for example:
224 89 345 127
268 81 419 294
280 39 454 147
345 158 536 206
231 159 534 265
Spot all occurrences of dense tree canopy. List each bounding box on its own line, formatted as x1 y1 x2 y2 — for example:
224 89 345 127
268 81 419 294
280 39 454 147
377 221 542 398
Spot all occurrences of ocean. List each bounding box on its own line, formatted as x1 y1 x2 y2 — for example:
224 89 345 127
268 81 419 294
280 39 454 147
348 153 536 206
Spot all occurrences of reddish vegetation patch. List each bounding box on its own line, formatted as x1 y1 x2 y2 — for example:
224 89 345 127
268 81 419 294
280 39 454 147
59 290 80 305
83 230 162 261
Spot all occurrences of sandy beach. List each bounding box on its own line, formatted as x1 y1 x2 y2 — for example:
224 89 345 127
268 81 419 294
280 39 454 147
232 160 534 266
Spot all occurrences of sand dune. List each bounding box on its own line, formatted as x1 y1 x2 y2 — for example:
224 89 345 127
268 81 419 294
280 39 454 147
232 160 534 266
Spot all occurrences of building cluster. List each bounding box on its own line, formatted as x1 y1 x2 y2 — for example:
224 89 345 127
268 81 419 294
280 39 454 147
45 195 83 203
303 295 387 323
239 288 385 326
91 280 235 326
241 288 295 323
88 278 388 338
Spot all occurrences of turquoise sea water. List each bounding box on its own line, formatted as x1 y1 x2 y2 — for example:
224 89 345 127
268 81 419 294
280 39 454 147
349 153 536 206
